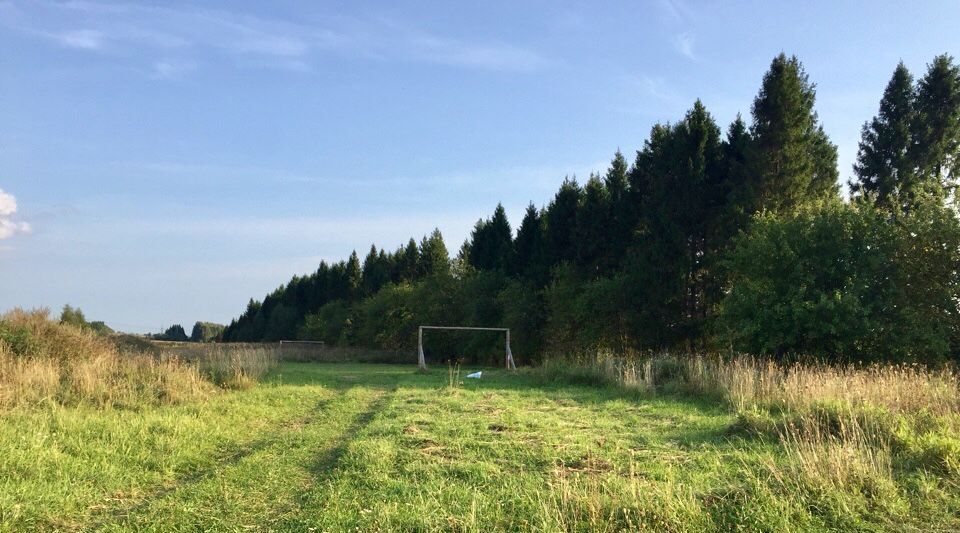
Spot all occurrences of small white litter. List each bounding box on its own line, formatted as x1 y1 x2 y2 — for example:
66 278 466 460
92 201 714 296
465 371 482 379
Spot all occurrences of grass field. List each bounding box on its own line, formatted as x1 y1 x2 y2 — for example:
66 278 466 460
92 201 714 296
2 362 958 531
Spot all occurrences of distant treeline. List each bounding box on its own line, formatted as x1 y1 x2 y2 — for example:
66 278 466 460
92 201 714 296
153 322 225 343
223 54 960 365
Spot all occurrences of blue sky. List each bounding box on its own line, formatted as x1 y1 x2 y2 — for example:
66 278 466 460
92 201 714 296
1 0 958 333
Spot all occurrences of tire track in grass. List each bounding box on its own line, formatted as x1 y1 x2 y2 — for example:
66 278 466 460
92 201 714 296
80 389 342 531
267 386 398 530
308 386 396 477
85 384 397 531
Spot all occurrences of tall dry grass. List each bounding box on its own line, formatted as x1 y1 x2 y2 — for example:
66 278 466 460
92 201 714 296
560 351 960 497
577 351 960 418
0 308 281 410
0 308 210 409
159 344 280 389
681 355 960 417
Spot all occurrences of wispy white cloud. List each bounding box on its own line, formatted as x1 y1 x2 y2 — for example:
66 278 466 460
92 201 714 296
53 28 103 49
406 34 549 72
638 75 688 107
0 188 31 240
150 59 195 79
1 1 549 75
655 0 698 60
611 74 693 119
656 0 695 23
673 33 695 60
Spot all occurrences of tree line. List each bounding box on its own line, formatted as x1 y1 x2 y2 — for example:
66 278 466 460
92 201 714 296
222 53 960 365
153 322 225 342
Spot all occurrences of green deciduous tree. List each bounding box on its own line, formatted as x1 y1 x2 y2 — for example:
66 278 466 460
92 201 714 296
720 199 960 362
60 305 87 329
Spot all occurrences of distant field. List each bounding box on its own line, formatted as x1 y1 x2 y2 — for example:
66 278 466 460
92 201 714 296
1 362 957 531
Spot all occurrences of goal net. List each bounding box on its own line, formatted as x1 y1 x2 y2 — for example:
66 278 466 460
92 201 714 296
417 325 516 370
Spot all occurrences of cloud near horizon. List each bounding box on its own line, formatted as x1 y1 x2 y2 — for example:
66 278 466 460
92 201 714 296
0 189 31 240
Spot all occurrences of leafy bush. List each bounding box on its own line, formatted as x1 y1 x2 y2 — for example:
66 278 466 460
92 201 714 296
720 200 960 362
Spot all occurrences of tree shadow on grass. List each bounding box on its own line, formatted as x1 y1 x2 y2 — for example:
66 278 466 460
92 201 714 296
264 385 398 530
308 386 397 478
81 391 349 530
270 363 738 451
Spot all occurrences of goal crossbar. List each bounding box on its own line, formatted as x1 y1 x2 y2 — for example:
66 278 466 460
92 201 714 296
417 325 516 370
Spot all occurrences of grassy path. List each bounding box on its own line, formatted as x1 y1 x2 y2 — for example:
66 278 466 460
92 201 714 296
8 362 944 531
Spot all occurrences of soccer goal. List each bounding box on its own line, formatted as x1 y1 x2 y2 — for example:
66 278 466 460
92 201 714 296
417 325 516 371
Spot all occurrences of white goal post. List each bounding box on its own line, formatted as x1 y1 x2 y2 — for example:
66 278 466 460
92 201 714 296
417 325 516 371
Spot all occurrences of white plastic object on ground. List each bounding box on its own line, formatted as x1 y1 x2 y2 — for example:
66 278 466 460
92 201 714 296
466 371 482 379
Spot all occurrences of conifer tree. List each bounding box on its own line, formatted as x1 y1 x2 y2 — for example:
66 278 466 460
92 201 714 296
605 150 629 203
604 150 633 266
362 245 390 295
544 178 582 267
721 114 755 228
575 173 613 276
852 62 916 208
512 203 548 285
751 53 839 211
452 239 474 279
346 251 363 301
469 204 513 271
628 101 724 346
400 238 419 281
419 228 450 277
910 54 960 199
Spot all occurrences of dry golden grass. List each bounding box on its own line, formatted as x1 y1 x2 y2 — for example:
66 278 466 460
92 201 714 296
0 308 211 409
573 350 960 501
685 355 960 417
157 343 280 389
0 308 279 410
586 351 960 418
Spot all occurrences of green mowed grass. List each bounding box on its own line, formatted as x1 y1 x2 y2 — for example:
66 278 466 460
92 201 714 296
1 363 948 531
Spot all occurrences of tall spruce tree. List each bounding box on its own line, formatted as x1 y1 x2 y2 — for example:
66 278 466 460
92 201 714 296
575 173 613 277
629 101 725 347
751 53 839 212
400 238 419 282
543 178 582 267
346 251 363 301
419 228 450 277
604 150 633 267
852 62 916 208
452 239 474 279
469 204 513 272
721 114 755 229
362 245 390 295
512 203 548 285
910 54 960 200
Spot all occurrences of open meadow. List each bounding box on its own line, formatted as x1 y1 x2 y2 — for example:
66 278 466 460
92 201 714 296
3 354 960 531
5 5 960 531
